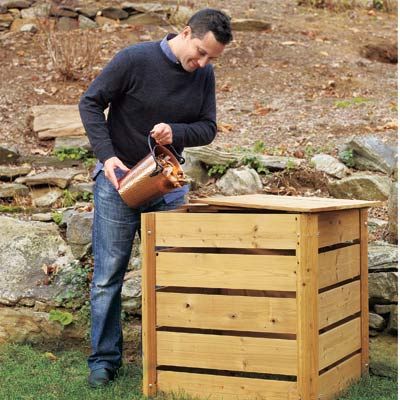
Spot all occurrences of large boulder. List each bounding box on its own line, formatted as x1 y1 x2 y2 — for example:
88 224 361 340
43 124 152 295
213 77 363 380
311 154 349 178
369 272 398 304
0 216 75 306
387 181 398 243
368 241 398 272
216 166 263 196
339 135 397 174
328 174 391 201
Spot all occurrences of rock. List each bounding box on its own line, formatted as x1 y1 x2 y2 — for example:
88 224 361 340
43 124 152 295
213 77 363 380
121 270 142 315
0 164 31 179
258 155 304 171
0 0 32 9
167 5 193 26
15 168 86 189
50 5 77 18
311 154 349 178
20 2 51 18
56 16 78 31
0 216 75 306
0 308 62 345
7 7 20 18
31 212 53 222
76 5 98 19
31 187 63 207
340 135 397 174
78 14 97 29
368 218 388 232
369 312 386 330
216 166 263 196
20 22 37 33
31 105 85 139
369 334 398 378
101 7 129 20
122 12 166 26
368 242 398 272
181 150 210 187
374 304 393 315
0 182 29 198
54 135 91 151
328 173 391 201
184 146 240 166
0 5 6 13
0 12 12 30
360 42 397 64
387 306 397 334
95 15 120 27
66 210 93 258
10 16 36 31
369 272 398 304
0 144 19 163
387 182 397 244
231 18 272 31
121 2 166 13
68 182 94 196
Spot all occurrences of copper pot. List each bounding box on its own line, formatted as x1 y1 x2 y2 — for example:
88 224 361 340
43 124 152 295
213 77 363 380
118 144 186 208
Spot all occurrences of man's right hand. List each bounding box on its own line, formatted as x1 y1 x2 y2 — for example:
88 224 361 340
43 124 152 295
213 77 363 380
104 157 130 190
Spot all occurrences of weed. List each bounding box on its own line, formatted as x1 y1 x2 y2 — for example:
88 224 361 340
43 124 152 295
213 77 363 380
285 159 297 171
252 140 267 154
207 163 232 177
339 149 356 167
38 19 101 81
51 211 63 225
335 97 370 108
49 309 74 327
240 154 269 174
54 147 90 162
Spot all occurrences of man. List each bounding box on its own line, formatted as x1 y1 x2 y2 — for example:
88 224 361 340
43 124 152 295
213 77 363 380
79 8 232 388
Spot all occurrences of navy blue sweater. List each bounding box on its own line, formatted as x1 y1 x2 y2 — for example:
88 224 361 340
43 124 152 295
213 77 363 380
79 41 217 168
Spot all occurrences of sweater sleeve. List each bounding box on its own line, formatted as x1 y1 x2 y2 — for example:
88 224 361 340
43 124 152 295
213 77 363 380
78 48 134 163
169 66 217 148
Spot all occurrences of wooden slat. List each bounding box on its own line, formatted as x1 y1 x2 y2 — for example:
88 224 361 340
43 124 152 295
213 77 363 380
319 318 361 370
156 252 297 291
318 245 360 289
318 209 360 248
155 213 298 249
141 213 157 396
296 214 319 400
359 209 369 375
319 281 361 329
156 292 297 334
319 353 362 400
192 194 381 212
157 331 297 375
158 371 298 400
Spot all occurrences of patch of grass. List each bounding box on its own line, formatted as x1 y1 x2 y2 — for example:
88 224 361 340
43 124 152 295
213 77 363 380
335 97 370 108
0 344 397 400
338 374 397 400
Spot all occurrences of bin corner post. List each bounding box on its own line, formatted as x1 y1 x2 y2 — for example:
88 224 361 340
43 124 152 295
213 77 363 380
141 212 157 397
296 213 319 400
359 208 369 376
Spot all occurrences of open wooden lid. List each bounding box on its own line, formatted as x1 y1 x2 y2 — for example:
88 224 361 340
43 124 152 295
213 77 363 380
191 194 382 213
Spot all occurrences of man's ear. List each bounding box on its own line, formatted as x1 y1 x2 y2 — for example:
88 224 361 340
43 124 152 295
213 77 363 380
181 26 192 39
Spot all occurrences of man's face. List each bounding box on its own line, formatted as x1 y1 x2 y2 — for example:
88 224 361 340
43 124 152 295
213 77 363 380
179 28 226 72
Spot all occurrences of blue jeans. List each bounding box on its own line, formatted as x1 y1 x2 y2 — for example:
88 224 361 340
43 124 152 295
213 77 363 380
88 170 186 372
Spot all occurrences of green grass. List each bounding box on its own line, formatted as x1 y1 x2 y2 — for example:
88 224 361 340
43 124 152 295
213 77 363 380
0 343 397 400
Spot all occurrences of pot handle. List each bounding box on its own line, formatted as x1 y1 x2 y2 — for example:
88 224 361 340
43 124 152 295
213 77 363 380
147 133 186 171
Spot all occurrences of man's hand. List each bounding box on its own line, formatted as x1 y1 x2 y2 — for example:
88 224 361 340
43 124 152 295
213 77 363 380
104 157 130 190
151 123 173 145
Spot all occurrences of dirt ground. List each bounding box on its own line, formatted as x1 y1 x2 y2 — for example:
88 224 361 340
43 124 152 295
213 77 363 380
0 0 397 156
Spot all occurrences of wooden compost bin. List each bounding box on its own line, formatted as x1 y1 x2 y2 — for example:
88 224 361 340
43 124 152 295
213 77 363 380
141 194 380 400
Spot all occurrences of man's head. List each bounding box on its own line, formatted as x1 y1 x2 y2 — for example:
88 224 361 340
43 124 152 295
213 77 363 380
170 8 233 72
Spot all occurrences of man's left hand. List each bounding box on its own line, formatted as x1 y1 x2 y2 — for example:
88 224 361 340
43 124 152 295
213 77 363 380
150 123 173 145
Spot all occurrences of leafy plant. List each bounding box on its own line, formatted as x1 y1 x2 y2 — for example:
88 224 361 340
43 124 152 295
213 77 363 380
61 189 75 207
285 159 297 171
335 97 370 108
252 140 267 154
207 163 232 177
339 149 356 167
54 147 90 161
49 310 73 327
51 211 63 225
241 154 269 174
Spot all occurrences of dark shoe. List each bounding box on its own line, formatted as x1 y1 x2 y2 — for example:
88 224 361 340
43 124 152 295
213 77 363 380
88 368 117 388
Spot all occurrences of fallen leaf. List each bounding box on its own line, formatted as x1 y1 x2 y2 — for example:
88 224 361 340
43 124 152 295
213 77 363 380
281 41 298 46
44 352 58 362
320 51 329 57
31 148 49 155
218 122 234 133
